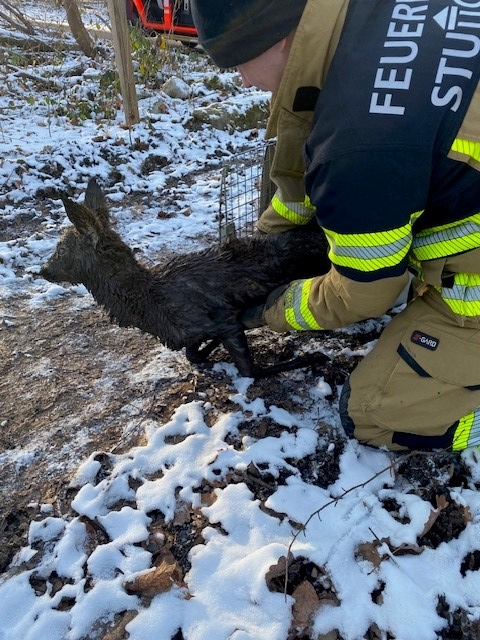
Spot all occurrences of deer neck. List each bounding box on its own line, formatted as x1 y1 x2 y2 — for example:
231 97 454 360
85 247 155 330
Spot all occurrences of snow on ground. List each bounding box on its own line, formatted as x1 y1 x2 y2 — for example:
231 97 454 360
2 3 480 640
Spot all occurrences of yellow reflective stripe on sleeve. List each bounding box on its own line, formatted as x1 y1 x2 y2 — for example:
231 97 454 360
451 138 480 163
451 409 480 451
322 223 413 272
412 212 480 261
272 194 316 226
434 273 480 317
452 413 474 451
284 279 323 330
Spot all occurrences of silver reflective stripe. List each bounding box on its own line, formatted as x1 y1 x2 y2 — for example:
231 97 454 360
330 236 411 260
272 193 316 225
446 284 480 302
291 281 309 329
413 216 480 253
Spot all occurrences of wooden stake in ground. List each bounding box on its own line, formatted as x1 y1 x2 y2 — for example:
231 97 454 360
106 0 140 127
63 0 96 58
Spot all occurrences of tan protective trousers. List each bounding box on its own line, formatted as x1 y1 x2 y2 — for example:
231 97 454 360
342 284 480 451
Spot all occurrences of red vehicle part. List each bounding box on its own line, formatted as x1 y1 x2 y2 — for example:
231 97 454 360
127 0 197 40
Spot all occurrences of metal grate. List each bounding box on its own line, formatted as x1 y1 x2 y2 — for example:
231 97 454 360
219 141 276 241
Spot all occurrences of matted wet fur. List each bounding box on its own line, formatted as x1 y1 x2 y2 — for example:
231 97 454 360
40 179 331 377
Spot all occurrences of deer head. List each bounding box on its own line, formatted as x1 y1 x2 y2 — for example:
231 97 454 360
40 179 110 284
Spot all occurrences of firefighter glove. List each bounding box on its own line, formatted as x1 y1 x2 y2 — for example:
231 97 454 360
240 285 288 329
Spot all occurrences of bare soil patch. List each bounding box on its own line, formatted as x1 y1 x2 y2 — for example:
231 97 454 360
1 294 157 569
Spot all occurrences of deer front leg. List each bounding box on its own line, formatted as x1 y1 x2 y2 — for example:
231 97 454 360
186 328 255 378
221 326 255 378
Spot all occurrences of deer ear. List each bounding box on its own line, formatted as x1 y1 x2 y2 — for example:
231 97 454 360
61 195 101 240
84 178 110 228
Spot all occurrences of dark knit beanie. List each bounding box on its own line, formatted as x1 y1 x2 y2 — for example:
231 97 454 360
191 0 307 69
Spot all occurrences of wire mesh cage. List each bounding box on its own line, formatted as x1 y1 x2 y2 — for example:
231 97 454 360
219 141 276 241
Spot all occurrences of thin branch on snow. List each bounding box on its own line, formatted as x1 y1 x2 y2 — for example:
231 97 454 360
283 449 450 596
6 64 63 91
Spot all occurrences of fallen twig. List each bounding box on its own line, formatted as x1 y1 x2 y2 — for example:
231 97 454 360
6 64 63 91
283 449 449 597
109 380 161 454
0 0 36 35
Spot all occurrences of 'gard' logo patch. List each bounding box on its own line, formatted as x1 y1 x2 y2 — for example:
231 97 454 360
410 330 439 351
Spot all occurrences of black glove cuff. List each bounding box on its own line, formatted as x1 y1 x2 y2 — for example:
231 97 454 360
265 284 288 311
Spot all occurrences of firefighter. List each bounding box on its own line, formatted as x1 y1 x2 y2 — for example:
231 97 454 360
191 0 480 452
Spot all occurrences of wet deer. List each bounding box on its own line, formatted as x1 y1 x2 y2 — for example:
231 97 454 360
40 179 330 377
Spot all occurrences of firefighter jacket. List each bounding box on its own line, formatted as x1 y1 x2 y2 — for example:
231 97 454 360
261 0 480 332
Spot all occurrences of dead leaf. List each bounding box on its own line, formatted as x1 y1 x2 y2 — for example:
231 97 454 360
419 495 449 539
463 505 474 523
247 461 262 477
153 548 178 568
436 494 449 510
291 580 319 631
265 554 294 591
365 622 384 640
259 502 289 521
124 552 183 596
317 632 340 640
200 491 217 507
172 506 190 527
357 536 424 569
101 610 138 640
317 591 340 607
356 538 390 569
